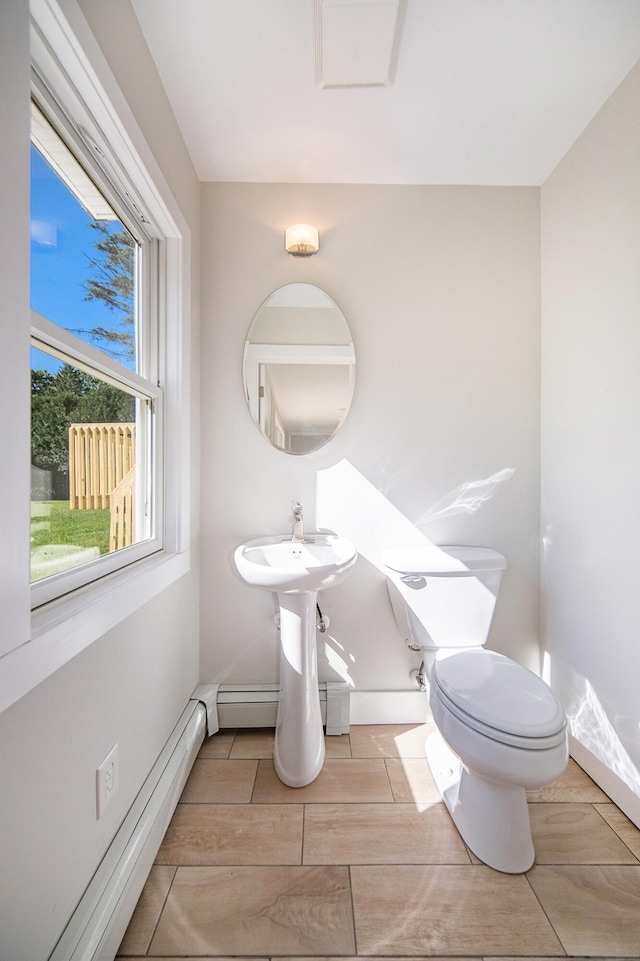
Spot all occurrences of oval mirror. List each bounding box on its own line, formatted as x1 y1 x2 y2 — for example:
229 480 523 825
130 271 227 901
243 284 356 455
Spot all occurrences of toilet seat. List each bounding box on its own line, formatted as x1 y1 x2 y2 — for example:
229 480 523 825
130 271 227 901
431 650 566 750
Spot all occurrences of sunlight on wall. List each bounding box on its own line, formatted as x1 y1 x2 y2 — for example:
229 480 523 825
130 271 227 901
316 459 439 572
320 632 356 687
545 651 640 796
570 675 640 795
414 468 515 526
317 459 507 654
316 460 515 572
542 649 552 684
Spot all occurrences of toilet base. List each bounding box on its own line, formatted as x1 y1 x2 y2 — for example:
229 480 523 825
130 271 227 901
425 730 535 874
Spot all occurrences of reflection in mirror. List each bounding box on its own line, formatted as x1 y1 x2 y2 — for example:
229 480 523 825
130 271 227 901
243 284 355 454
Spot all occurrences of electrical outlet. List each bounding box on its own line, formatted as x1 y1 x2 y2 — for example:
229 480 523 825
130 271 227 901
96 743 119 819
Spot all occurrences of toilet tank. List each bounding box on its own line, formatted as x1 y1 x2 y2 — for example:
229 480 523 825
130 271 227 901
382 546 506 651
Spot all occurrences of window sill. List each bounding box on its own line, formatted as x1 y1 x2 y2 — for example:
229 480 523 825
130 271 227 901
0 549 190 715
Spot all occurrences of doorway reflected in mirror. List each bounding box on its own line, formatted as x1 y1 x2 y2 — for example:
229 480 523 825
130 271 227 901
243 284 356 454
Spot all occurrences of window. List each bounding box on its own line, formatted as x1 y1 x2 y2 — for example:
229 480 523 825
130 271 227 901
30 90 162 608
0 0 193 712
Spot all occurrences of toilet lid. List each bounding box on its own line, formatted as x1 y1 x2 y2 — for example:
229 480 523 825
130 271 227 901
432 650 566 739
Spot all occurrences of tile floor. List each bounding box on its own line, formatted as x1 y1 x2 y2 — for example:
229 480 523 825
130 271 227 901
117 724 640 960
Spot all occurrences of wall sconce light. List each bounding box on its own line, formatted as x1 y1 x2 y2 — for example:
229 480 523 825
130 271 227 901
285 224 319 256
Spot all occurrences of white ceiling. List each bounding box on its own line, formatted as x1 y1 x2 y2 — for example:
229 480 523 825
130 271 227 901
131 0 640 186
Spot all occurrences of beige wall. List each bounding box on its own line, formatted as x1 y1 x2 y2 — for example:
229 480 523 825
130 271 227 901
541 61 640 821
0 3 201 958
200 183 541 703
5 3 639 952
0 578 199 959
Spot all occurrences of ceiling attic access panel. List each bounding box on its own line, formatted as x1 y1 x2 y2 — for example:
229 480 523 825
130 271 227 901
314 0 406 88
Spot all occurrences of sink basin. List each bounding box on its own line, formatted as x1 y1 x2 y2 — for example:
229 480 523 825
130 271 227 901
234 530 357 788
234 534 357 594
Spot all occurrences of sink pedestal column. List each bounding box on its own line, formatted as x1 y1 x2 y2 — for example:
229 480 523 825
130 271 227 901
274 591 325 787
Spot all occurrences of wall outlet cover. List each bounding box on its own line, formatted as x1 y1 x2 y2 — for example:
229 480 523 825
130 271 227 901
96 743 119 819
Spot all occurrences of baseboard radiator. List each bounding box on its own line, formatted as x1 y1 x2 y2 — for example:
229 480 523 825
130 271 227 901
48 695 208 961
195 681 351 735
46 681 350 961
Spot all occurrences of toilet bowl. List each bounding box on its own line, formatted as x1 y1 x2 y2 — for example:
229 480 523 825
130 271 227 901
383 545 568 873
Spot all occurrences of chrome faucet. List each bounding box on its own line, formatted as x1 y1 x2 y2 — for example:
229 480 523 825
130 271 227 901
291 501 304 542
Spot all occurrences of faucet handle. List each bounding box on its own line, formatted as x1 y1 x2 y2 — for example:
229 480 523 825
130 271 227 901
292 501 303 517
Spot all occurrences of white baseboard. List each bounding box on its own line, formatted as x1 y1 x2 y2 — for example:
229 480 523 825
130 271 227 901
350 689 429 725
193 682 352 735
569 735 640 829
195 684 429 730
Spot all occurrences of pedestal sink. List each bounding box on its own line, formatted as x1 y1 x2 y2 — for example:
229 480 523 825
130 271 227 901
234 534 357 787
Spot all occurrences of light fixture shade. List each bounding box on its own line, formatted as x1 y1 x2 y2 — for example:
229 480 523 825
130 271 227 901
285 224 319 256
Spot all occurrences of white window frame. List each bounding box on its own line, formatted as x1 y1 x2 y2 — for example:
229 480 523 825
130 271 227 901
29 75 164 607
0 0 191 714
30 317 162 608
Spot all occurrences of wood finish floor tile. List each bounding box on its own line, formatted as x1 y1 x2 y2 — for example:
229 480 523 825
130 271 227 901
324 734 352 758
252 758 394 803
229 728 275 758
351 864 563 956
527 864 640 956
227 729 352 759
526 758 610 802
148 865 356 956
303 803 469 865
529 802 639 864
385 757 442 805
349 723 436 758
155 802 303 865
118 730 640 961
179 758 257 803
595 803 640 860
117 864 175 956
197 730 235 758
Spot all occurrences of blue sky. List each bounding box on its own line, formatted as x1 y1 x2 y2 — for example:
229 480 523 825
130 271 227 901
30 144 134 374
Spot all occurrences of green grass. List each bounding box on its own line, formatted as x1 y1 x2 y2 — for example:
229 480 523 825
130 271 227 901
30 500 111 556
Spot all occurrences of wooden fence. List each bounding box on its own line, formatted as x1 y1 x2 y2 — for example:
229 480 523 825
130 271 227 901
68 423 135 511
109 466 136 552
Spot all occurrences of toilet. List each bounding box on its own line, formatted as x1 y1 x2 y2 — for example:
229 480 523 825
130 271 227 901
383 545 568 873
